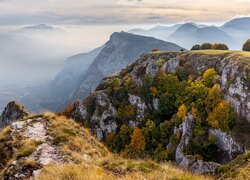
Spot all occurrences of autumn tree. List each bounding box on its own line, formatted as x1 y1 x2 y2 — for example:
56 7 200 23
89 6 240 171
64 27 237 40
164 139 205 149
212 43 229 50
177 104 187 121
207 101 236 131
203 68 219 87
128 127 145 155
205 84 223 113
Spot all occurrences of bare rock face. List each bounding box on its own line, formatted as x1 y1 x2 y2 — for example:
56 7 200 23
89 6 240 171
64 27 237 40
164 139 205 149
175 113 220 174
209 129 244 162
71 91 118 140
128 94 146 120
164 57 180 73
0 101 29 128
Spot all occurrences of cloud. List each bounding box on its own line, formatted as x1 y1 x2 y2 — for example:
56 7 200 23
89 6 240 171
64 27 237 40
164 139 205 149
0 0 249 24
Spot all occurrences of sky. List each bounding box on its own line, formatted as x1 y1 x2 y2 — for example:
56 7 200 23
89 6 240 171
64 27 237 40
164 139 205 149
0 0 250 25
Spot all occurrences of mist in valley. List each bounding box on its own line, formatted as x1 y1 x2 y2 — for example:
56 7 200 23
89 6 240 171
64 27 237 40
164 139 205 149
0 24 153 112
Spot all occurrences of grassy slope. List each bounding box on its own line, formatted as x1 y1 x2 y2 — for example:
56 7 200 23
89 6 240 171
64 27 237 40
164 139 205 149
190 50 250 63
0 113 209 180
39 113 209 180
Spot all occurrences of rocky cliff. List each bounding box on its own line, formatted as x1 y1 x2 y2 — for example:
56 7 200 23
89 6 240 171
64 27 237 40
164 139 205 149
68 50 250 174
0 101 29 128
66 32 183 109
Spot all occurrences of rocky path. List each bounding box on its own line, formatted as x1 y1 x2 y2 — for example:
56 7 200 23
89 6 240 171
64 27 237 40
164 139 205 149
4 117 65 179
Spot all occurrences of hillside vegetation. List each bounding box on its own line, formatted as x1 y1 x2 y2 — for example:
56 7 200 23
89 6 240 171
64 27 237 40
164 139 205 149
67 50 249 174
0 113 208 179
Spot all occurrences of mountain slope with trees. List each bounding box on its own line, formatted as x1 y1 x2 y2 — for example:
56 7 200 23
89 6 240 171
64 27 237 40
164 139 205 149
66 50 250 174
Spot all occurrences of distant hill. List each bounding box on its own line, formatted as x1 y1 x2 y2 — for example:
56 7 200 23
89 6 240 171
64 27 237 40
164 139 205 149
129 24 181 40
221 17 250 44
169 23 236 49
129 18 250 50
15 24 63 34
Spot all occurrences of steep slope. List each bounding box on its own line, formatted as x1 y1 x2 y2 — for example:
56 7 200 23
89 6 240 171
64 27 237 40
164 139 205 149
169 24 236 49
67 50 250 174
0 104 207 180
47 46 104 108
65 32 183 110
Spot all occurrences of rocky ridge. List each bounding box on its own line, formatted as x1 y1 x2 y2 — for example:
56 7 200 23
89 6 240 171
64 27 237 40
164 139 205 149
68 50 250 174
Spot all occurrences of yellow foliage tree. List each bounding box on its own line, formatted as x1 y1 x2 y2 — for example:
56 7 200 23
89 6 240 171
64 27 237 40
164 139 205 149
177 104 187 121
129 127 145 154
207 101 236 132
203 68 218 87
205 84 223 113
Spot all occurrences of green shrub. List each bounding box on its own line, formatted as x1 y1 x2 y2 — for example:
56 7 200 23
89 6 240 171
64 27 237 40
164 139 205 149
200 43 212 50
191 44 200 50
242 39 250 51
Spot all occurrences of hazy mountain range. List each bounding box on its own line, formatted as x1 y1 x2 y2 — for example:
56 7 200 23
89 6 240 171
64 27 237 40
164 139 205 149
129 17 250 49
20 31 183 112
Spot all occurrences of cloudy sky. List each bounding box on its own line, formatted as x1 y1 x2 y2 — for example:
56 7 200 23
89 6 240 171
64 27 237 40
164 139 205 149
0 0 250 25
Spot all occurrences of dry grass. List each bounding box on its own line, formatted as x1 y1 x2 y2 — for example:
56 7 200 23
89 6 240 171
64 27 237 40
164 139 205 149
38 113 211 180
45 113 111 163
37 158 210 180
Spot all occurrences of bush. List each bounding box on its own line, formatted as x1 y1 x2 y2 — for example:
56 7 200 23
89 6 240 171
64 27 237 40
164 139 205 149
242 39 250 51
117 104 135 121
191 44 200 50
212 43 229 50
200 43 212 50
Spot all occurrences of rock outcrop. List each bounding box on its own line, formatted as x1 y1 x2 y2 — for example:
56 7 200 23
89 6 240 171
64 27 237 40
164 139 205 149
209 129 243 162
0 101 29 128
175 113 220 174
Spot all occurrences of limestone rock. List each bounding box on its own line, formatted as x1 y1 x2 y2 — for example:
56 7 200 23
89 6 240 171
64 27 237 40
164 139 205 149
209 129 244 161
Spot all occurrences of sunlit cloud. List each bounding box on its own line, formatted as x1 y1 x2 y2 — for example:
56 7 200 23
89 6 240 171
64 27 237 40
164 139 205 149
0 0 249 24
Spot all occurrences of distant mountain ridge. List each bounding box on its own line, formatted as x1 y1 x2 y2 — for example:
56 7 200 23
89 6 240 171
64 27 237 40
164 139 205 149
129 17 250 49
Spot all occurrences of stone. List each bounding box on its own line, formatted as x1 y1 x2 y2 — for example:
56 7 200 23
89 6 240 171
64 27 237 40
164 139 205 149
209 129 243 160
0 101 29 128
128 94 146 120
